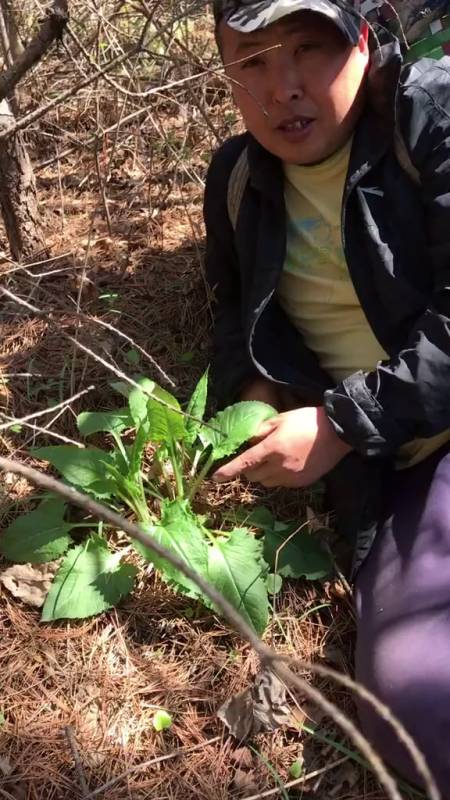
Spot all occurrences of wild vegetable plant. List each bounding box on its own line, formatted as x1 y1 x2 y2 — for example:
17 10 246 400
0 372 332 633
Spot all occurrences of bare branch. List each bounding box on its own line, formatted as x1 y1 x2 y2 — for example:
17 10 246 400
0 385 95 432
0 0 69 101
0 28 148 140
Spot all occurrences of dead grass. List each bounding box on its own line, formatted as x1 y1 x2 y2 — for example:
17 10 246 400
0 8 411 798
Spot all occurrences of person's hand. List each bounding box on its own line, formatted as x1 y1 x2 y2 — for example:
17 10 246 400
213 406 352 488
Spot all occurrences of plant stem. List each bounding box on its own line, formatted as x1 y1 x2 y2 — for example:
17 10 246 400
169 442 184 498
154 451 174 499
188 447 203 479
187 452 215 501
111 432 128 465
69 522 101 528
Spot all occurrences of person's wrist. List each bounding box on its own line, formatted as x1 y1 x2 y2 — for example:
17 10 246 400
317 406 353 455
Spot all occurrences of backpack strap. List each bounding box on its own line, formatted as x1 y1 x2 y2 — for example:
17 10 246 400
226 128 419 233
394 122 420 185
227 146 250 231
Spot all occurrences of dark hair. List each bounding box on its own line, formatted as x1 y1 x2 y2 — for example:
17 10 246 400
213 2 225 53
213 0 225 25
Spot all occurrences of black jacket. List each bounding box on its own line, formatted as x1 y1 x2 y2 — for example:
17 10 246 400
204 41 450 569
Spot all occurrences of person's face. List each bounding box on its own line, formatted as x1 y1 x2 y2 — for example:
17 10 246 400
220 11 369 164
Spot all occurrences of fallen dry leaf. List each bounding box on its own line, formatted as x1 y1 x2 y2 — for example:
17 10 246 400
329 760 358 797
0 561 60 608
231 768 259 796
230 746 253 769
0 757 27 799
218 669 292 739
0 756 13 776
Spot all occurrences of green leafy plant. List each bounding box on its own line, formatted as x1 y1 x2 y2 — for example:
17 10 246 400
152 710 173 731
0 371 332 632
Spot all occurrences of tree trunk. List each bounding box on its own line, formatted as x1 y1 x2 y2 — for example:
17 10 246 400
0 98 46 262
0 0 24 63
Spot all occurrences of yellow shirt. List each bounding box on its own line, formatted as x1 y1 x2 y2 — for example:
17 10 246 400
277 140 450 468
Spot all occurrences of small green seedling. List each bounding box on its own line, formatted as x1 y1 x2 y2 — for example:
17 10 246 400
267 573 283 595
289 759 303 779
0 370 333 631
125 348 140 366
152 710 172 731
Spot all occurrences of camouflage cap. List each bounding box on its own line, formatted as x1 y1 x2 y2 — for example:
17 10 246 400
213 0 361 45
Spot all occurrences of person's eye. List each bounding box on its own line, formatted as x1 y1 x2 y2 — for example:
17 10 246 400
241 56 264 69
295 42 320 54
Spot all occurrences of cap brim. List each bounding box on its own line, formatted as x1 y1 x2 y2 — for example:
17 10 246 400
226 0 360 45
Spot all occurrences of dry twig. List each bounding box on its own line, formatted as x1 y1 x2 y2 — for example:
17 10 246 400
0 0 69 101
64 725 90 797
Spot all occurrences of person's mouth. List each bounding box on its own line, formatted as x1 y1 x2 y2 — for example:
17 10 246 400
277 115 315 139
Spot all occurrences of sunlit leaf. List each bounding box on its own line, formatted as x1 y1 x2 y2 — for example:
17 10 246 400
147 386 185 443
128 377 156 426
185 368 209 445
152 710 172 731
32 446 117 498
134 499 208 599
206 528 269 635
77 408 132 437
41 536 137 621
0 498 73 564
200 401 277 461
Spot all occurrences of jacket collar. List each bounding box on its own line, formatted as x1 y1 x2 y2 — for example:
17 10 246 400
246 35 403 197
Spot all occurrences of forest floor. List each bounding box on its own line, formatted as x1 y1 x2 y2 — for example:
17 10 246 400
0 35 424 800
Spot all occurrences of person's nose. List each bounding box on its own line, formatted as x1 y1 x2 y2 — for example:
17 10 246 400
270 61 304 105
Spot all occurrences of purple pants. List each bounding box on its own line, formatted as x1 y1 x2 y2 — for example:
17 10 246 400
355 443 450 796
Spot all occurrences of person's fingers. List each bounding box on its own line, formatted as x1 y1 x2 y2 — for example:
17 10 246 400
213 438 271 482
247 417 278 446
243 462 276 483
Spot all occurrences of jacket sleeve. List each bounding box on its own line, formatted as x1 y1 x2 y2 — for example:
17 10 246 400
203 139 259 408
324 60 450 458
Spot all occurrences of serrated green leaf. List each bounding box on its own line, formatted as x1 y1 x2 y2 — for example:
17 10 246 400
225 505 275 532
128 378 156 427
134 500 208 598
148 386 185 443
185 368 209 445
0 498 73 564
77 408 133 437
127 380 185 445
32 446 116 497
41 536 137 621
263 526 332 581
200 401 277 461
206 528 269 635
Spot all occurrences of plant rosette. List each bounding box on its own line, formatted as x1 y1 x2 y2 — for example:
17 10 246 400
0 371 333 632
